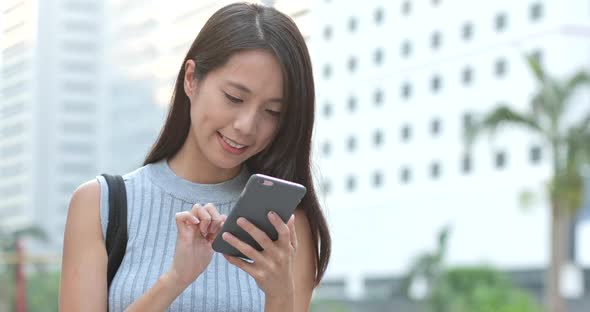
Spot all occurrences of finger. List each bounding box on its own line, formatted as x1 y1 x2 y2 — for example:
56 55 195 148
204 203 222 233
236 217 273 250
175 211 200 228
210 214 228 237
221 232 262 262
287 214 297 251
223 254 256 276
268 211 290 244
194 206 212 236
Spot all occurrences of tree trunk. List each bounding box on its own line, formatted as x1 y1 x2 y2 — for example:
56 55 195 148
14 239 27 312
547 204 568 312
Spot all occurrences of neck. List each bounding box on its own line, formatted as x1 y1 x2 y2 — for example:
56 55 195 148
168 133 241 184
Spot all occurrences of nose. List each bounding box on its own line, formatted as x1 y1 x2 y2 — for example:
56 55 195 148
233 107 258 137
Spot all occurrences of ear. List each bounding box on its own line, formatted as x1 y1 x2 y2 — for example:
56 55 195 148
183 59 198 97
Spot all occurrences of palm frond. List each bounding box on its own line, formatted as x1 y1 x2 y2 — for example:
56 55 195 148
525 53 546 84
464 105 542 149
576 112 590 134
567 120 590 167
564 71 590 96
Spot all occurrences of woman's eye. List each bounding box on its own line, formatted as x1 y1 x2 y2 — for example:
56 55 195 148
224 92 243 103
266 110 281 118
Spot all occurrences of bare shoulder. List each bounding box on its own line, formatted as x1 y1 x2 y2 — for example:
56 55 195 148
64 178 104 251
71 179 101 208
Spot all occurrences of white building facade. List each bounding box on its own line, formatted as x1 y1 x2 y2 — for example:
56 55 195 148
0 0 108 256
309 0 590 298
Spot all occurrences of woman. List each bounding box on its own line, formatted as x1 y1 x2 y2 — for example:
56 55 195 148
59 2 331 312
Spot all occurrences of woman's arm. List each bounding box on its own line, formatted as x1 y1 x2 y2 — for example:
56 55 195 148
59 180 108 311
59 181 224 312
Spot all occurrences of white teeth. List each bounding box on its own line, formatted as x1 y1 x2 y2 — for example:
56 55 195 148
221 134 246 149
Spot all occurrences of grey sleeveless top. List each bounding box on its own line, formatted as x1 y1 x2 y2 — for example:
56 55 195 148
96 159 265 312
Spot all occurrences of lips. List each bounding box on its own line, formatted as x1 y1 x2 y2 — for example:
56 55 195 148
217 132 249 155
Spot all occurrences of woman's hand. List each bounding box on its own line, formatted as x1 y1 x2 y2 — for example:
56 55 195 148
168 203 227 288
221 211 298 301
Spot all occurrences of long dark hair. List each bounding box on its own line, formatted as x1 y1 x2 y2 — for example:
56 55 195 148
144 2 331 285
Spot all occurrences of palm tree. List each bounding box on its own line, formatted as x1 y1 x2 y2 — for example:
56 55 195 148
464 54 590 312
0 226 47 312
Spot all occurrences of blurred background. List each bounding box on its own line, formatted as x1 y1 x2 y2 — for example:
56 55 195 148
1 0 590 311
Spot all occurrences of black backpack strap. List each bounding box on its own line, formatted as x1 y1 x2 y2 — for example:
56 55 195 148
101 174 128 289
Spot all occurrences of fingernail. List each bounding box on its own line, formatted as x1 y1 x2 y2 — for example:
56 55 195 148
268 211 275 217
193 216 200 224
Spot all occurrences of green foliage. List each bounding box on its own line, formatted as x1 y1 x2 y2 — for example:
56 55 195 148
0 269 60 312
404 228 542 312
443 267 541 312
27 270 60 312
310 299 351 312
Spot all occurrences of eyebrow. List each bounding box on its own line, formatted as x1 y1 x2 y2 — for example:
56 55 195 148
225 80 283 104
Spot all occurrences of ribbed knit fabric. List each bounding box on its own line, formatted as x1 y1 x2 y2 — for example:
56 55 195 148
96 159 265 312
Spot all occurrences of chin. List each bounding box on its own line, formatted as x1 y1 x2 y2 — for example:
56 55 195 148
211 156 247 171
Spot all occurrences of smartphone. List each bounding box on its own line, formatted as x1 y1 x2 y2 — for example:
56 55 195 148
212 173 307 259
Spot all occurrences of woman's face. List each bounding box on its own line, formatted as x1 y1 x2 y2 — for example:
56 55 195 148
183 49 284 171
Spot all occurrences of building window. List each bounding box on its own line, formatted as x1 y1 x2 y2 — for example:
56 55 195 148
63 101 95 114
431 75 442 93
400 167 412 183
462 154 472 174
530 145 542 164
462 67 474 85
348 17 358 32
431 118 441 136
530 3 543 21
430 162 441 179
323 64 332 79
321 180 332 196
431 31 442 50
401 1 411 15
374 89 384 106
323 26 333 40
375 7 385 25
374 48 384 65
495 13 508 32
348 57 358 73
0 122 25 137
495 58 508 78
432 0 441 6
348 96 357 112
323 102 333 118
401 82 412 100
347 136 357 152
495 151 507 169
373 171 383 187
373 130 384 147
401 40 412 58
401 125 412 142
322 141 331 156
462 22 473 41
2 42 25 59
346 176 356 192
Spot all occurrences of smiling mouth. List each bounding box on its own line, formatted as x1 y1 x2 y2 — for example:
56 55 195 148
217 132 249 149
